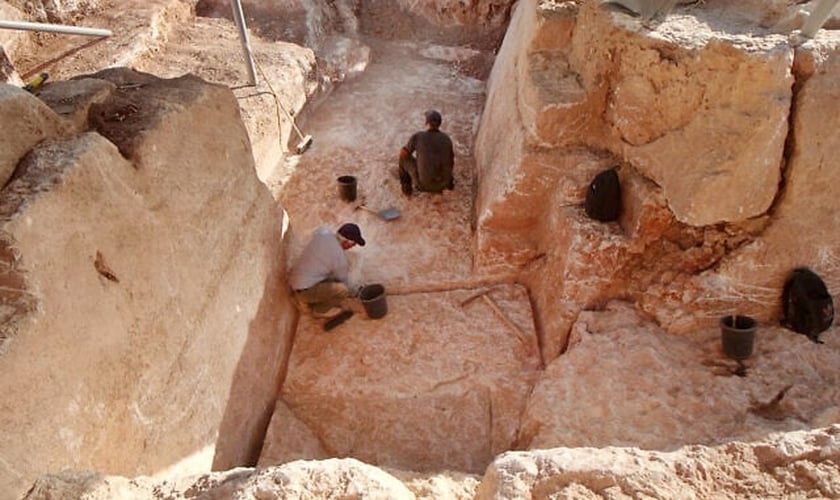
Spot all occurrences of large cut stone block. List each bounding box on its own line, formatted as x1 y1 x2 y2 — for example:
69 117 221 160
0 84 66 188
276 285 541 473
0 70 292 498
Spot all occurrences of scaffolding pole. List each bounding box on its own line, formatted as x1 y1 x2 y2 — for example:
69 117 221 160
0 19 112 37
230 0 257 86
801 0 840 38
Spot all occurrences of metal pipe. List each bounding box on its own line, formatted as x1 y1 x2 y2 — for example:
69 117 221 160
801 0 840 38
0 19 111 37
230 0 257 86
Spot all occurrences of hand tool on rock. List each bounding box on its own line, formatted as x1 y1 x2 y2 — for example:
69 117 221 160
23 72 48 92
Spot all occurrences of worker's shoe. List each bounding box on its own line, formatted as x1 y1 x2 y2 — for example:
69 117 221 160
323 309 354 331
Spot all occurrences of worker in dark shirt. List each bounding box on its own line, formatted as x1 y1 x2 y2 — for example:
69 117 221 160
398 110 454 196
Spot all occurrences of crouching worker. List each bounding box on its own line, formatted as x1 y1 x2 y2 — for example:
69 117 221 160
398 109 454 196
289 223 366 320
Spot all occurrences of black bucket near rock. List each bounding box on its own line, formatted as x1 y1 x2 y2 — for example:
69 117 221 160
720 315 756 361
338 175 357 202
359 284 387 319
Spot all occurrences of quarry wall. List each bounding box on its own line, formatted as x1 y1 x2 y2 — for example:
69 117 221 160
474 0 840 359
0 70 296 498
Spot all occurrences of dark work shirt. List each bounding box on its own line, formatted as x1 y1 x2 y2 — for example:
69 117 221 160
405 129 454 191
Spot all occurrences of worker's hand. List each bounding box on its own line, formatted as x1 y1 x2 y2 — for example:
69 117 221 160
350 284 364 297
399 147 410 160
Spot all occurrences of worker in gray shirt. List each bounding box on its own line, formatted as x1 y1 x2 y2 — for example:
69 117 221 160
289 223 365 317
398 109 454 196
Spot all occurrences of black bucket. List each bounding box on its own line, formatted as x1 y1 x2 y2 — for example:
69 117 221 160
720 315 756 361
337 175 357 202
359 284 387 319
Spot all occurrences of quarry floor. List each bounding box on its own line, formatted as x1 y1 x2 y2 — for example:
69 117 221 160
271 37 511 324
12 0 840 481
262 31 840 473
262 37 543 472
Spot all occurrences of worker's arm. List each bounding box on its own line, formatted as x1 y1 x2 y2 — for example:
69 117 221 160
331 255 349 285
401 132 420 159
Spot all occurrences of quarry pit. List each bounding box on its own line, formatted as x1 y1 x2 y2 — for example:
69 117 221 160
2 0 840 498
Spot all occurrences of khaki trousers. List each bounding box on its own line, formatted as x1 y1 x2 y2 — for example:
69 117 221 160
293 281 351 315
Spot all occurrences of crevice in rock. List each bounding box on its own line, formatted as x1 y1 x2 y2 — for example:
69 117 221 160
772 48 809 219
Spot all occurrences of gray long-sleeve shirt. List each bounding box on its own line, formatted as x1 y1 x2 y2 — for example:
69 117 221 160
289 226 349 290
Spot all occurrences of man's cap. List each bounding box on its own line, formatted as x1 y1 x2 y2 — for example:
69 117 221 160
338 223 365 246
425 109 442 126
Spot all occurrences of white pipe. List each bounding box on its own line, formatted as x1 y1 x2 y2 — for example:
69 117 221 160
0 19 111 37
801 0 840 38
230 0 257 86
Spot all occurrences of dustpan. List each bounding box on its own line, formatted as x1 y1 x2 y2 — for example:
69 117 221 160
357 205 401 221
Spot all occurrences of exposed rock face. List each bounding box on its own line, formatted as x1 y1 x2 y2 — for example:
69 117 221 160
0 46 19 85
20 426 840 499
686 42 840 327
0 1 24 85
476 425 840 499
590 27 790 226
34 78 115 132
0 70 294 498
391 0 514 29
474 0 840 356
4 0 102 23
358 0 514 48
519 302 840 451
128 5 321 182
197 0 358 48
0 85 66 192
196 0 369 85
23 458 470 499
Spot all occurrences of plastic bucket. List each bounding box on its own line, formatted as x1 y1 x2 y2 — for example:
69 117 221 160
359 284 387 319
720 315 756 361
337 175 357 202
